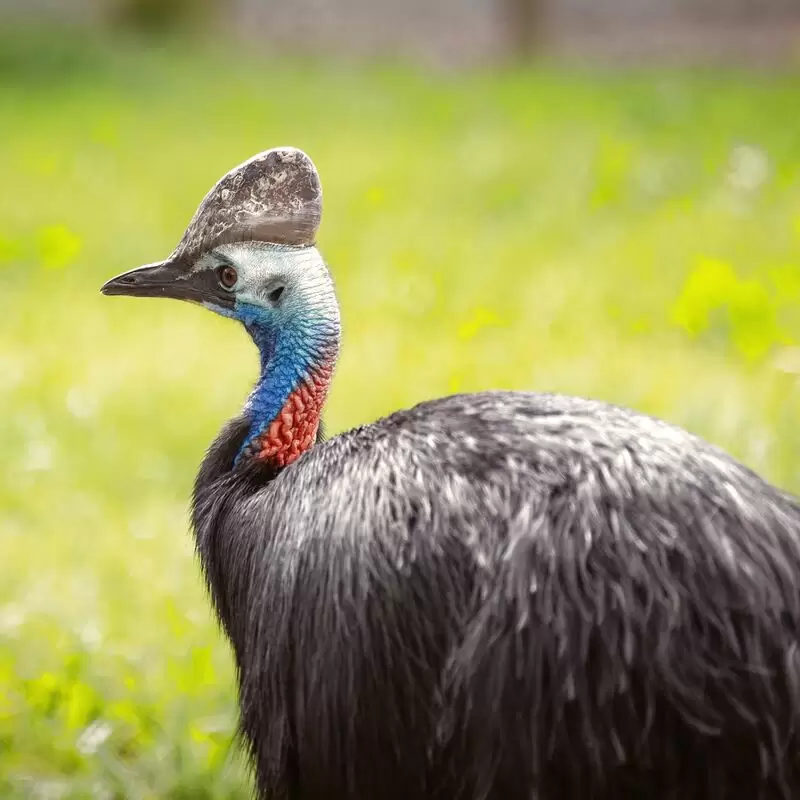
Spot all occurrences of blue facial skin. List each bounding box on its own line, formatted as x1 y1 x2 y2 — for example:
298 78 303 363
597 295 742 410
208 298 316 465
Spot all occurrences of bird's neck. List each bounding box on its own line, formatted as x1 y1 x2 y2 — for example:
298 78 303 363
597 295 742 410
237 315 337 468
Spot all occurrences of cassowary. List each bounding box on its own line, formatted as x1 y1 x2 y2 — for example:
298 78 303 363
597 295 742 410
102 147 800 800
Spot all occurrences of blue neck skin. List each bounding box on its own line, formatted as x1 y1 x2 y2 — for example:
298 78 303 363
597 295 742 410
230 301 322 463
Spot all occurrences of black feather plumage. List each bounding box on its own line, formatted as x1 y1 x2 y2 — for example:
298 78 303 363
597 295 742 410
193 390 800 800
103 145 800 799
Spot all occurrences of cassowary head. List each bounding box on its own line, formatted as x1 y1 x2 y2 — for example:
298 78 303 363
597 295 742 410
102 147 341 466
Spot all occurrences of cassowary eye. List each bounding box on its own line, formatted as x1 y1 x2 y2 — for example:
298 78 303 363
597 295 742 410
218 265 238 290
268 286 285 304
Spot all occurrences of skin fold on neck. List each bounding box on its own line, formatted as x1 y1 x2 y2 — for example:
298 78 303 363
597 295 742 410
238 339 336 467
228 245 340 468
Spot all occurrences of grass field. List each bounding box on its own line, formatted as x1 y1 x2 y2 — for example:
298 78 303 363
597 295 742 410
1 29 799 799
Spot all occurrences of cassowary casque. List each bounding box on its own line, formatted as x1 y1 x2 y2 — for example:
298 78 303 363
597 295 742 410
103 147 800 800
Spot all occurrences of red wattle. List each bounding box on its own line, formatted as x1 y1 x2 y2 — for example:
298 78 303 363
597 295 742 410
255 363 333 467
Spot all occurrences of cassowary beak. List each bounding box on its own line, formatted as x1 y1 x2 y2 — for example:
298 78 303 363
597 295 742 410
101 258 235 309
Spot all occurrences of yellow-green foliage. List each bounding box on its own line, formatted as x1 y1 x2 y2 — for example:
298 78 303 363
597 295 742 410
1 30 799 799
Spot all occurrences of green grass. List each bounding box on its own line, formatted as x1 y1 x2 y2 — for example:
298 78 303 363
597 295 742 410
1 29 800 799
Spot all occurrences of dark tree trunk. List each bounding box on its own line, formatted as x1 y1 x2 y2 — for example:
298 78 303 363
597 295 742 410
501 0 547 59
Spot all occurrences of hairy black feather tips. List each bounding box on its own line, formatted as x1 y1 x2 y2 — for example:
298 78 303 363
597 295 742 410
105 146 800 800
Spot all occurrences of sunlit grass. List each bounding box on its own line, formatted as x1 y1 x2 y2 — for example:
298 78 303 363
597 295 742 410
1 30 799 798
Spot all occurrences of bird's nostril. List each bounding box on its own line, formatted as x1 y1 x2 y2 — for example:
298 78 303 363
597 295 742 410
118 274 138 284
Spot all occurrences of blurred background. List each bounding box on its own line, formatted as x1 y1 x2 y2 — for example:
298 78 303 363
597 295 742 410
1 0 799 797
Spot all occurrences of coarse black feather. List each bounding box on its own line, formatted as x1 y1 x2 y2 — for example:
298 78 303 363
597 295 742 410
192 390 800 800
